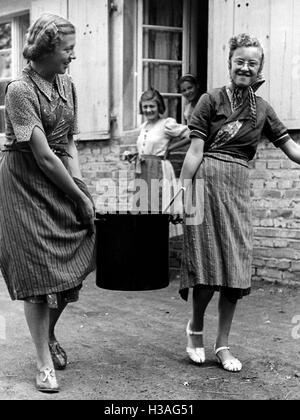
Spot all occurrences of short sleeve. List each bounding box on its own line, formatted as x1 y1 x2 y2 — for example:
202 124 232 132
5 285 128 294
263 103 289 148
188 93 213 141
5 80 44 142
164 117 189 140
70 78 79 136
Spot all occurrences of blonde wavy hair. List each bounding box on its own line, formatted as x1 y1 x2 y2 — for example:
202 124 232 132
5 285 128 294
23 13 75 61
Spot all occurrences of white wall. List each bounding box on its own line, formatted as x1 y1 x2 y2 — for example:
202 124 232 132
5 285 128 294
208 0 300 129
0 0 31 18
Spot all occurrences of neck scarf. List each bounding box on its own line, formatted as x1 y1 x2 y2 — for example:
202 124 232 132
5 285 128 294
230 73 265 128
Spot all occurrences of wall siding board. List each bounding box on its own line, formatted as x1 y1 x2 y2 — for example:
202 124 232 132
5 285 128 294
31 0 110 140
233 0 271 101
291 0 300 121
269 0 293 121
31 0 67 21
68 0 110 140
208 0 235 89
0 0 31 19
209 0 300 127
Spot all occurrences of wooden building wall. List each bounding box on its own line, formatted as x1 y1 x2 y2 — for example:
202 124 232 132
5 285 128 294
208 0 300 129
31 0 111 140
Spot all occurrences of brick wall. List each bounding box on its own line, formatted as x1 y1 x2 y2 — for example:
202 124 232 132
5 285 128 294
250 133 300 286
77 140 135 212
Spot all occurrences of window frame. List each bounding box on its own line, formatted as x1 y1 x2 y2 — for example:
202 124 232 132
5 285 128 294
0 12 30 139
136 0 192 126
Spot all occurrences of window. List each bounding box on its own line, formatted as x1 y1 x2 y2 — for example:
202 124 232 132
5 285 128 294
142 0 184 121
0 21 11 134
0 14 30 134
123 0 204 132
123 0 185 132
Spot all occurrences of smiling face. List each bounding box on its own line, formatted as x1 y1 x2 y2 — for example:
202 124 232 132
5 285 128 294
141 100 160 122
180 81 199 102
44 33 76 75
229 46 262 88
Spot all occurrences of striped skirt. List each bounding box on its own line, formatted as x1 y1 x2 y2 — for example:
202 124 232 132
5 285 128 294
0 151 96 301
134 155 183 238
180 153 252 300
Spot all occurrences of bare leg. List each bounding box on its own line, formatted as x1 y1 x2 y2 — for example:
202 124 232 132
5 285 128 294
189 286 214 348
49 296 68 343
24 301 54 370
48 296 68 370
215 291 241 369
216 291 236 348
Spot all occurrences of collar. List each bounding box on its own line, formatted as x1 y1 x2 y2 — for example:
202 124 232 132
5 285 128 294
221 86 251 122
23 64 67 102
228 73 265 94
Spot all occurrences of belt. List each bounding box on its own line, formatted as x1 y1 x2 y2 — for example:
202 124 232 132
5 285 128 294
3 142 72 158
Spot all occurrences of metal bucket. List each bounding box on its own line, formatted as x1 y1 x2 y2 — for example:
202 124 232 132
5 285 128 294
94 212 170 291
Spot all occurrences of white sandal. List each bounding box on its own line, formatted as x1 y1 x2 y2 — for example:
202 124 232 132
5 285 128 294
186 320 205 364
36 367 60 393
214 345 242 372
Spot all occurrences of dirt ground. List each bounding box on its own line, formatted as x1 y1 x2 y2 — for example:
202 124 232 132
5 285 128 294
0 271 300 401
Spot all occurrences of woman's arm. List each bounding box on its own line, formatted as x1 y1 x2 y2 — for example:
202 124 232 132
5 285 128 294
167 137 191 152
29 127 94 231
67 135 82 179
279 137 300 164
179 137 205 184
164 118 190 153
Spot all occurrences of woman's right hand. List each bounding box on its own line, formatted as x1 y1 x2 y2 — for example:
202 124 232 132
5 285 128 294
76 194 95 234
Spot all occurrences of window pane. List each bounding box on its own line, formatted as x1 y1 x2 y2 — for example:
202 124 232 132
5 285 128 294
0 22 12 49
143 62 182 93
19 14 30 73
143 29 182 61
164 96 182 121
0 22 12 79
0 50 12 79
0 80 9 106
143 0 183 27
0 108 5 133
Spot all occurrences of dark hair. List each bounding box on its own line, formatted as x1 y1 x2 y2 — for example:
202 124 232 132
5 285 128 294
23 13 75 61
139 88 166 115
177 73 199 90
228 33 264 73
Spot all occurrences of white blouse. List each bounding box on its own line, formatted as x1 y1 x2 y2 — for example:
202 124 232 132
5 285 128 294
136 117 189 157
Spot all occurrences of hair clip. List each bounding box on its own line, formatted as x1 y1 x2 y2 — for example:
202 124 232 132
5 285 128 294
52 22 59 34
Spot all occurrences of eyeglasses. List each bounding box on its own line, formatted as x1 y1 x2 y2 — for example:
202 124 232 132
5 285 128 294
233 59 260 68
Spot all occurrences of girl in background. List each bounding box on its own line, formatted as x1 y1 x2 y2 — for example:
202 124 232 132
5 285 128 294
178 74 201 124
128 88 189 235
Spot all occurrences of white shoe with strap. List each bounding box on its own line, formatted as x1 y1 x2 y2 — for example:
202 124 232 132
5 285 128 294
214 345 242 372
186 320 205 364
36 367 60 393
